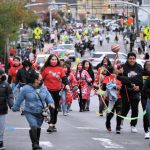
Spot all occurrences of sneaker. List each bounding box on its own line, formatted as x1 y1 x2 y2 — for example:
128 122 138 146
85 107 89 111
131 126 138 133
0 141 5 150
47 126 57 133
63 113 68 116
116 130 121 134
99 113 103 117
20 110 24 116
145 132 150 139
106 122 111 132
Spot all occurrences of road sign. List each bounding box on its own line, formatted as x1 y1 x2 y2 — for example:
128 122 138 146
144 26 150 35
33 27 43 39
144 26 150 40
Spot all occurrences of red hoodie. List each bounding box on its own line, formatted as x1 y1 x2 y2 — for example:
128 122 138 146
8 65 22 83
41 66 66 91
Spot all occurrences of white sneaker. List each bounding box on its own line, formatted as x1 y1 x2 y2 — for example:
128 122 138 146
131 126 138 133
63 113 68 116
145 132 150 139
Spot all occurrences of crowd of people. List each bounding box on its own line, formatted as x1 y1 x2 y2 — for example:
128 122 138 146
0 24 150 149
0 50 150 149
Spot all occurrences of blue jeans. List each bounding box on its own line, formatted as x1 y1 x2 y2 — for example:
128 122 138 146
61 90 66 114
0 115 6 141
25 112 44 128
146 98 150 126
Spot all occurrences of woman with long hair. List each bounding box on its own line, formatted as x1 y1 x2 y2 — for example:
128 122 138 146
41 54 69 132
75 62 92 112
94 56 112 116
82 60 94 111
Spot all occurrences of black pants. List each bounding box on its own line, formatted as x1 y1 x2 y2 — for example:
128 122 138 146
121 94 140 127
100 41 103 46
49 90 60 125
141 95 149 132
98 95 108 113
106 100 122 130
78 86 86 111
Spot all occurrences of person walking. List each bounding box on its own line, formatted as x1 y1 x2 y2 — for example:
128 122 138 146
75 63 92 112
12 72 54 150
41 54 69 132
8 56 22 89
82 60 94 111
61 63 78 115
119 52 143 133
0 69 14 149
102 66 122 134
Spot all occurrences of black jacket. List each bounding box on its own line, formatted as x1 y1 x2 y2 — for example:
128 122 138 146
143 76 150 99
0 80 14 114
119 62 143 98
16 67 36 85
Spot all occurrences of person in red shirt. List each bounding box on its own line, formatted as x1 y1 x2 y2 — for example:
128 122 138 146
102 66 122 134
41 54 69 132
8 56 22 88
61 63 78 116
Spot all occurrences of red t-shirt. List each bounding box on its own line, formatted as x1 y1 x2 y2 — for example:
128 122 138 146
8 65 22 83
102 75 122 99
41 66 66 91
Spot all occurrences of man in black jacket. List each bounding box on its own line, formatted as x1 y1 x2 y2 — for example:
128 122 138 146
0 69 14 149
120 52 143 133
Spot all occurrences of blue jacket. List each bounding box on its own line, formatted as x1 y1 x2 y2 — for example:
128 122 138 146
12 84 54 114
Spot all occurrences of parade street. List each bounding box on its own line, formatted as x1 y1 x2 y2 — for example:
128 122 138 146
5 97 149 150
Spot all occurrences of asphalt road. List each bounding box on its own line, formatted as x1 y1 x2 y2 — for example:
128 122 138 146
5 94 150 150
4 33 148 150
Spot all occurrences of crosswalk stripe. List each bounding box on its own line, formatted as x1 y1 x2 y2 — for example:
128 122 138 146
92 138 124 149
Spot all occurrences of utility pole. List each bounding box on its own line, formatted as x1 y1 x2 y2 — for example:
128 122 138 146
133 0 140 36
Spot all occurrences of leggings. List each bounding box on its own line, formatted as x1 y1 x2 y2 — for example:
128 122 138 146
49 90 60 125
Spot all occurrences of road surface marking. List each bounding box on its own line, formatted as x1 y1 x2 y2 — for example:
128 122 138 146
92 138 124 149
40 141 53 148
14 127 47 130
76 127 98 130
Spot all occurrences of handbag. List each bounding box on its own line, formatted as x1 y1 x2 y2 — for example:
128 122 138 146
36 92 50 121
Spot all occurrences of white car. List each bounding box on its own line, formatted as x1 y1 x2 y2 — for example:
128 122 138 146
88 51 145 69
52 44 76 61
35 54 50 68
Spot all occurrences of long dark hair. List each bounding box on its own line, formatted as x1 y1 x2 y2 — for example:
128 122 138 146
63 63 71 76
96 56 112 70
144 61 150 72
75 62 82 78
82 60 93 71
82 60 95 83
41 54 61 71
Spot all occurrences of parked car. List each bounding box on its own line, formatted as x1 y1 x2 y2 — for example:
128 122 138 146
88 51 145 69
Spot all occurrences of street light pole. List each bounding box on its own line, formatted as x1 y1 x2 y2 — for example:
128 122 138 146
49 7 52 28
133 0 140 36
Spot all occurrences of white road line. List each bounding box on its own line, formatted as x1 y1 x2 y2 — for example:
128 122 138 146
40 141 53 148
92 138 124 149
13 127 47 130
76 127 98 130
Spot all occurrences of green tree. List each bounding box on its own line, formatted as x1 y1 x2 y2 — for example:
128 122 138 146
0 0 37 63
